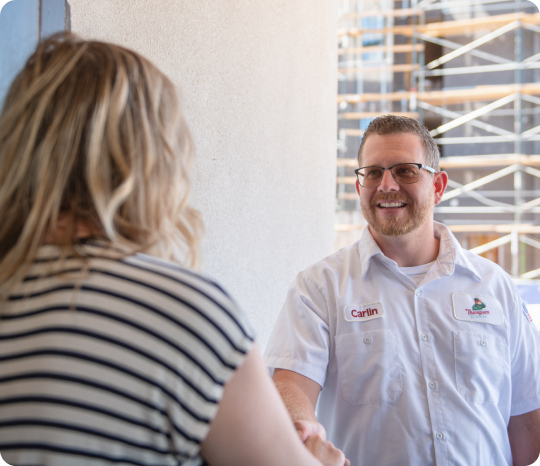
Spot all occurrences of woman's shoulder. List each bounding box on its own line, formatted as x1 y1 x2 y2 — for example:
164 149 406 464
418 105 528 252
127 252 232 301
30 243 255 346
103 250 255 345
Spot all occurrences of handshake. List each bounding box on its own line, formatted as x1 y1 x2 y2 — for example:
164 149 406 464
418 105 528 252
296 420 351 466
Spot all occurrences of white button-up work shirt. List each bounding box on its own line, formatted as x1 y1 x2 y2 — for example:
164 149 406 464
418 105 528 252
264 223 540 466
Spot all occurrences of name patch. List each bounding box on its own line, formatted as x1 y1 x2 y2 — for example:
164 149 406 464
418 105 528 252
344 301 384 322
452 292 503 326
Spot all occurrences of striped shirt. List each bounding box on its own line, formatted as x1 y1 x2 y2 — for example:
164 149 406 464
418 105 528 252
0 244 254 466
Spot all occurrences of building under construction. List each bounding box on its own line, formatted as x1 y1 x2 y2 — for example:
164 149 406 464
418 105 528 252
336 0 540 289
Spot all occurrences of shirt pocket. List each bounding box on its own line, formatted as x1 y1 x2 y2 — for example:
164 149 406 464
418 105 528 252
453 331 506 403
335 328 402 404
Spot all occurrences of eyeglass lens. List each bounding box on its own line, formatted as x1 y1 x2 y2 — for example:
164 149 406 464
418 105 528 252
358 164 420 187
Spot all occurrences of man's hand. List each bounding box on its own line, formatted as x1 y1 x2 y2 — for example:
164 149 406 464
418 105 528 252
272 371 351 464
294 420 327 442
297 420 351 466
304 434 351 466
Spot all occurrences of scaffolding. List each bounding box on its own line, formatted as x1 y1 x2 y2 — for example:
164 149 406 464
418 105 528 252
336 0 540 279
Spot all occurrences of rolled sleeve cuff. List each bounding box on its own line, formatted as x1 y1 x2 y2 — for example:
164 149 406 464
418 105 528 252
511 392 540 417
265 356 327 388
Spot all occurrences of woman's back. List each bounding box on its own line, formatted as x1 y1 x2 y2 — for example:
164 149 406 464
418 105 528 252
0 243 253 465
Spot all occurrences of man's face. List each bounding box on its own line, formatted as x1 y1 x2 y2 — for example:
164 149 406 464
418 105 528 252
358 133 436 237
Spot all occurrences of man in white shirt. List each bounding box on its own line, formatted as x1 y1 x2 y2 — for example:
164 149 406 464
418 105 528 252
264 115 540 466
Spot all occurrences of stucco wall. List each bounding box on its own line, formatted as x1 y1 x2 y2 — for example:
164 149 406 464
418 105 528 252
68 0 337 349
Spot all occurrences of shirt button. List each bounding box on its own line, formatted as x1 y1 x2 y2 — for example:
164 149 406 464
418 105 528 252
436 432 444 440
364 336 372 345
421 334 428 341
415 290 421 296
480 340 487 347
428 381 436 389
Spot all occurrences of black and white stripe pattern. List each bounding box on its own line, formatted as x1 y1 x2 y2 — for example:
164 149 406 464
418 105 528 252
0 244 254 466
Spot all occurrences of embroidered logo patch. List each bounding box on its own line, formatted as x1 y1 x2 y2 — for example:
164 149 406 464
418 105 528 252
522 302 533 325
452 292 503 326
344 301 384 322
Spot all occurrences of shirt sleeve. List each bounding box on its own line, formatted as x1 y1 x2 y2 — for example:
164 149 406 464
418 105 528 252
509 286 540 416
263 271 330 388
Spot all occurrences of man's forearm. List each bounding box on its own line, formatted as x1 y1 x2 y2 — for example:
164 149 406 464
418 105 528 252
272 369 321 423
508 409 540 466
274 377 318 422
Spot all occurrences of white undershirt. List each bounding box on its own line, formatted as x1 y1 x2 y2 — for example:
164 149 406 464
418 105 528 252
398 261 436 286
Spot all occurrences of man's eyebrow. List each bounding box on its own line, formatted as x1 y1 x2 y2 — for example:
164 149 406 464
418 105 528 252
365 162 415 167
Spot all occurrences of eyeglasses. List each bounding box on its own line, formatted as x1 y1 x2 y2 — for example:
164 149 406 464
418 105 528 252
354 163 437 188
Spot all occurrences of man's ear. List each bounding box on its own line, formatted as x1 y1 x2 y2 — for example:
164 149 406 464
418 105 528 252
433 170 449 205
356 179 361 196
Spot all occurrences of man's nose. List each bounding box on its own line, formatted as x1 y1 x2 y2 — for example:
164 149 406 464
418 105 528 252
377 169 400 192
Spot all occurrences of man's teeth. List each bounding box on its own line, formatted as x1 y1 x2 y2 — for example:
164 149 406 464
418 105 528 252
379 202 405 208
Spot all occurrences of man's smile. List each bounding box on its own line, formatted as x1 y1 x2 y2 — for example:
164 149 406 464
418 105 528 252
377 201 407 209
363 189 427 237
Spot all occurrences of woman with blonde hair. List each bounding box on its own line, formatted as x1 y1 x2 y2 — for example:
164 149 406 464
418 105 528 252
0 33 347 466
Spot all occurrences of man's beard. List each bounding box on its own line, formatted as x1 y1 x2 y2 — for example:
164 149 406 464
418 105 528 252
360 192 433 237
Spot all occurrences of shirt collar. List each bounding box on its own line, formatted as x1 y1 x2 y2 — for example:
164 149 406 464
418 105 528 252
358 227 393 279
358 221 482 281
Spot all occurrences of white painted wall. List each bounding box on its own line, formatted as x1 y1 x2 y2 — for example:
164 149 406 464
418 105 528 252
68 0 337 349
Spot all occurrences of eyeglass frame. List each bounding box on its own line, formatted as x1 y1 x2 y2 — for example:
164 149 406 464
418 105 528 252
354 163 437 188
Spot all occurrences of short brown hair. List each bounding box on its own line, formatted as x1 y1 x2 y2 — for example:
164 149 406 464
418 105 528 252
358 115 440 171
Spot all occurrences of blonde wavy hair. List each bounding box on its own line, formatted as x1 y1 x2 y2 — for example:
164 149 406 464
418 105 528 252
0 33 203 295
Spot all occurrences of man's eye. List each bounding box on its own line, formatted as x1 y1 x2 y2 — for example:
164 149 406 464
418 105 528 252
396 167 416 175
366 170 381 177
